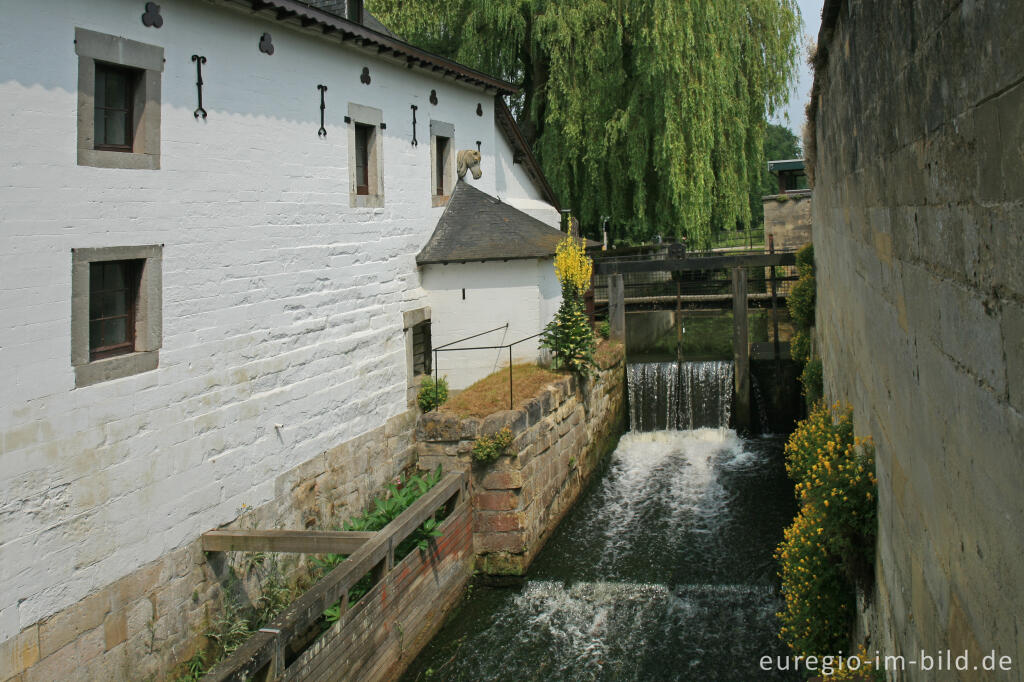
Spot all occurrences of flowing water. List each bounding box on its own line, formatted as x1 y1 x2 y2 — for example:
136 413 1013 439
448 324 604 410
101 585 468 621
402 362 797 681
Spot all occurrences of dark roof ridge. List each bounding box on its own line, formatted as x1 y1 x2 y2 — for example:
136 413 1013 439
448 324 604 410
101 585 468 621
215 0 517 95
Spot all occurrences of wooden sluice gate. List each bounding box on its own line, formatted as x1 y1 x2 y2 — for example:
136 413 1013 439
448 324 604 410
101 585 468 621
594 249 797 432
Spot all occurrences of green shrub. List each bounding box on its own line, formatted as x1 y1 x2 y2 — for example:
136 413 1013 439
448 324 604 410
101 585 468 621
598 319 610 340
776 403 877 658
795 242 815 276
471 427 514 463
789 329 811 364
787 271 816 331
800 358 823 406
417 375 449 411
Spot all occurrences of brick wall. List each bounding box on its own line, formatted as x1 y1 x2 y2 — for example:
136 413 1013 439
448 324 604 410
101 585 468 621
415 345 626 574
811 1 1024 676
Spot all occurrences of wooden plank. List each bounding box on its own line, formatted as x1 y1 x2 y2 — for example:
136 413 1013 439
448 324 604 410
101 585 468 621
593 252 796 275
203 630 276 682
201 529 376 555
608 274 625 342
732 267 750 432
211 472 466 682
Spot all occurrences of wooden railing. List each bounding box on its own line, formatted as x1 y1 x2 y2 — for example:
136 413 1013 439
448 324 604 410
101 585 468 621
203 471 468 682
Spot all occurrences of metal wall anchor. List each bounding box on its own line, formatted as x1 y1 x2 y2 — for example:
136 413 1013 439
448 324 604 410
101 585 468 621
191 55 207 119
317 84 328 137
410 104 418 146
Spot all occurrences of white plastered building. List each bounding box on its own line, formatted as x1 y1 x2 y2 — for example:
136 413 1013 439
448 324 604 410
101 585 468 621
0 0 561 677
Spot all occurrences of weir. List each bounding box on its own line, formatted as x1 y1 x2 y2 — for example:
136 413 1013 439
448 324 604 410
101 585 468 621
403 362 798 680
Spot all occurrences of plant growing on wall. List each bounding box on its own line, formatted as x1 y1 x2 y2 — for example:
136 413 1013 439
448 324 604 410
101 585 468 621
471 427 515 463
787 243 822 405
418 375 449 411
775 403 877 658
541 235 596 376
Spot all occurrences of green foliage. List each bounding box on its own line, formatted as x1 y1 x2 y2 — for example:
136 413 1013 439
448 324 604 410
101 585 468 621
540 283 597 376
789 329 810 365
367 0 802 245
795 242 815 275
787 243 818 402
318 467 447 625
471 427 515 463
800 358 823 404
418 375 449 411
776 403 877 658
175 649 207 682
597 319 610 340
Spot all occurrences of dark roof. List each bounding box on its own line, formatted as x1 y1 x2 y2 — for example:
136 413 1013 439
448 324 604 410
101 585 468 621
767 158 806 174
494 98 560 210
301 1 398 37
417 182 572 265
213 0 516 94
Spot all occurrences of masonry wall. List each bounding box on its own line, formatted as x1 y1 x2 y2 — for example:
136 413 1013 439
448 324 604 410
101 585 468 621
811 1 1024 677
416 344 626 574
762 191 812 252
0 0 542 677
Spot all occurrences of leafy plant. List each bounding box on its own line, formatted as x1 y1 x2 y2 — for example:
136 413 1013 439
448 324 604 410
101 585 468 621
317 466 448 625
787 243 821 404
471 427 514 463
418 375 449 411
597 320 610 340
541 236 596 377
775 403 877 658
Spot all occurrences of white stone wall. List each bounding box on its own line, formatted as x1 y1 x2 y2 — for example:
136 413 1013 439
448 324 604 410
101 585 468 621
494 130 561 228
421 260 561 390
0 0 542 644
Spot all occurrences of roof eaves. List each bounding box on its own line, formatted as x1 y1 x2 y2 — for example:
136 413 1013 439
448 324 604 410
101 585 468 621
218 0 518 95
494 98 560 210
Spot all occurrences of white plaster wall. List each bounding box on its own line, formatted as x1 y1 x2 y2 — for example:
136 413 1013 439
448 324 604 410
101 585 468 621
0 0 511 642
421 260 560 390
494 130 561 228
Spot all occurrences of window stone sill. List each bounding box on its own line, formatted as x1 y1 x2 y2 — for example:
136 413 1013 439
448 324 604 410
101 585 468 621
74 350 159 388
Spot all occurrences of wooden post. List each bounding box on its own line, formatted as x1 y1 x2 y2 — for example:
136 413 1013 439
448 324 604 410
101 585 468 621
675 280 683 364
768 235 781 381
609 274 626 343
732 267 750 432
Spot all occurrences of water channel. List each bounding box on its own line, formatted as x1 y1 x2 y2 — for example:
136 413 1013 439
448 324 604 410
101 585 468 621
402 361 798 681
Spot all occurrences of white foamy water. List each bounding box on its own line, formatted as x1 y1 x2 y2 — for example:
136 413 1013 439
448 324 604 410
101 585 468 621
627 361 734 431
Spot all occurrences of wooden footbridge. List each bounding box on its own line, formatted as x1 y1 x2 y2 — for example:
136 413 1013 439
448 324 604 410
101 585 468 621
594 248 797 432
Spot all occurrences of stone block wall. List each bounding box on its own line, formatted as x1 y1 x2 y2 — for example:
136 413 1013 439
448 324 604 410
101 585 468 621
415 345 626 574
0 410 417 681
811 1 1024 676
763 191 812 252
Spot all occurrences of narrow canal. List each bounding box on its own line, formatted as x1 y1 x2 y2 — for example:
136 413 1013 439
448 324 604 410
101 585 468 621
402 361 798 681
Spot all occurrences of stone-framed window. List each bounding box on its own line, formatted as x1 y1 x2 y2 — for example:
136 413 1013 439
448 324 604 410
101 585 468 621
430 120 455 207
75 27 163 170
72 245 162 387
403 307 431 405
348 103 384 208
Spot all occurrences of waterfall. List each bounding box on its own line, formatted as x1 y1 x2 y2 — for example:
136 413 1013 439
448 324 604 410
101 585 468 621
626 361 734 431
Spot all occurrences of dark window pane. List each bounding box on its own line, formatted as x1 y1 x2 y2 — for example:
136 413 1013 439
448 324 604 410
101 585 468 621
436 136 449 195
101 318 128 347
355 123 371 194
95 64 134 150
89 321 102 350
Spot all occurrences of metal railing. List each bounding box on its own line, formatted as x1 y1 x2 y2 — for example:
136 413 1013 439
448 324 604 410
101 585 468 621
432 324 545 411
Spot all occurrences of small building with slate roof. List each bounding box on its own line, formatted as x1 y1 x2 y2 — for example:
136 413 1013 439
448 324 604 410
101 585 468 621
417 181 574 390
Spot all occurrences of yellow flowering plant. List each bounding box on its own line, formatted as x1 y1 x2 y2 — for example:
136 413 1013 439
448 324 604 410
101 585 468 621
776 402 878 658
541 235 596 376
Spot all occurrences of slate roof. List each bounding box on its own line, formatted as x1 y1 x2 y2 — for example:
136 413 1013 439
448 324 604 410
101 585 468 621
417 182 574 265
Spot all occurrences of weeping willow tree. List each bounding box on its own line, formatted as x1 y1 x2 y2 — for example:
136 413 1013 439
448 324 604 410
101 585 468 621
368 0 801 246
